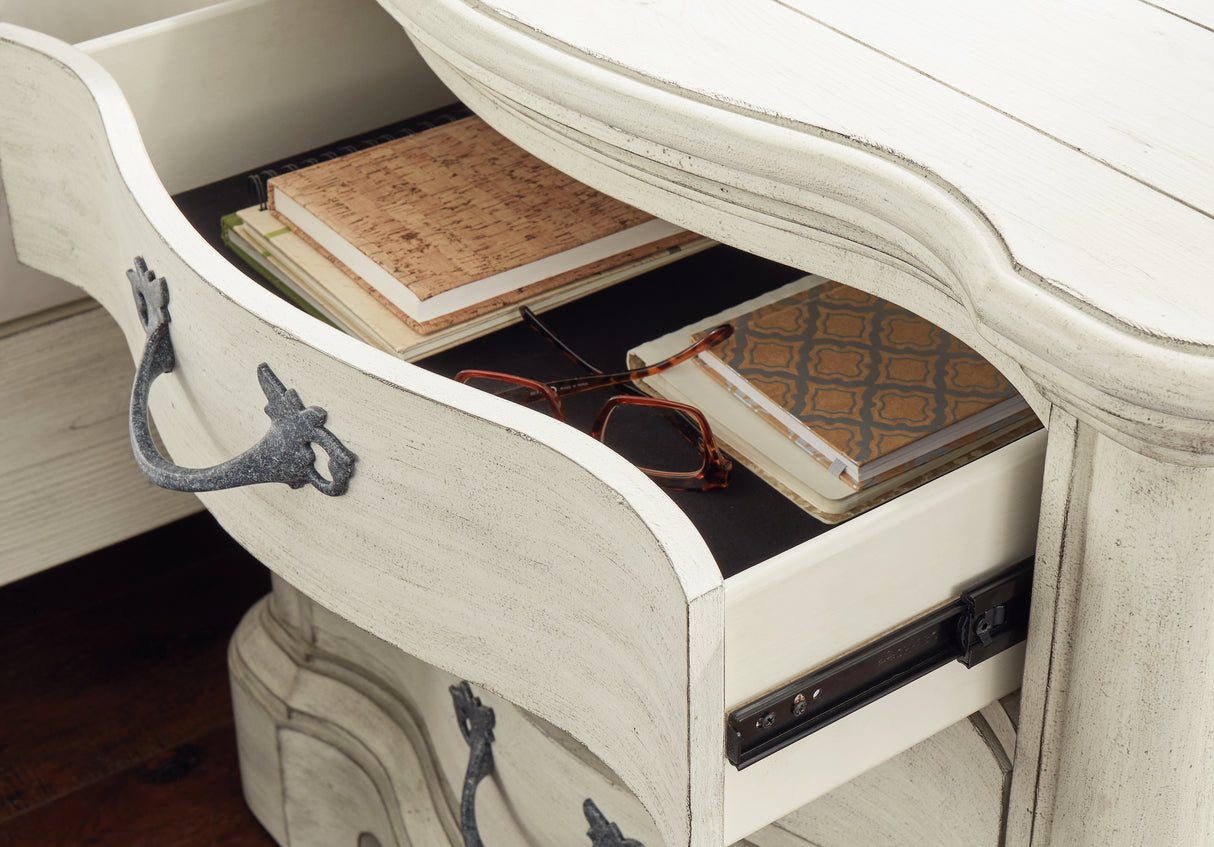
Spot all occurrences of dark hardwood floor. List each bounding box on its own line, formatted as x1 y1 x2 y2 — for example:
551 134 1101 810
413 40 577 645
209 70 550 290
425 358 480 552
0 513 279 846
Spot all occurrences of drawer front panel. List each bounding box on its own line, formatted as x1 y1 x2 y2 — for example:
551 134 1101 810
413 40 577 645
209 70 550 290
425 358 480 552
0 28 723 847
235 579 665 847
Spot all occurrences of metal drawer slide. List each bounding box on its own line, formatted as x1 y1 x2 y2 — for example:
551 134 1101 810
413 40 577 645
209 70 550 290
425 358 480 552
727 556 1033 769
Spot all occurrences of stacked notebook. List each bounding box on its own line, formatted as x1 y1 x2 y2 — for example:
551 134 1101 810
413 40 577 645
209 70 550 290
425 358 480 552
223 110 1035 522
630 276 1040 522
223 112 711 360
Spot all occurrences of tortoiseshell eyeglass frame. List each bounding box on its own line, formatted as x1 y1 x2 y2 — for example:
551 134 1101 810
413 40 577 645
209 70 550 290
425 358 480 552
454 308 733 491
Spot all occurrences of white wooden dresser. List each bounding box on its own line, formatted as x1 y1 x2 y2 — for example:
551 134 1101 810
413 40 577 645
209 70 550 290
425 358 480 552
2 2 1211 846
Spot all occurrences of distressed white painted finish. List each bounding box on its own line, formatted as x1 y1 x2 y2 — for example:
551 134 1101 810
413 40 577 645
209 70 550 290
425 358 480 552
232 576 663 847
237 578 1016 847
382 0 1214 464
1009 412 1214 846
76 0 454 194
378 2 1214 844
0 0 441 568
744 700 1015 847
0 302 200 582
11 0 1214 842
0 19 1056 843
0 178 81 322
0 0 450 319
0 26 722 847
724 430 1043 709
405 0 1214 349
0 0 217 45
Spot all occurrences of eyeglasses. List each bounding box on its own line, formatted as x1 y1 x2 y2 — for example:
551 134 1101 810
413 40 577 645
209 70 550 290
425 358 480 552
454 308 733 490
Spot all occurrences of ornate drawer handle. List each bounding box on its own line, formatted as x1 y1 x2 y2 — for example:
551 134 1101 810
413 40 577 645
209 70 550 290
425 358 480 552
127 257 355 495
450 682 644 847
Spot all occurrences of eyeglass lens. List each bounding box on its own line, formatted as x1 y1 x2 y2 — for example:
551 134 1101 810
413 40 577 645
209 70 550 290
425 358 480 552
597 402 706 475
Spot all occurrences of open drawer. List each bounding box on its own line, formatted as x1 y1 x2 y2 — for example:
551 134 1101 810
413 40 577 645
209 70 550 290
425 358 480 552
0 14 1044 847
0 0 443 324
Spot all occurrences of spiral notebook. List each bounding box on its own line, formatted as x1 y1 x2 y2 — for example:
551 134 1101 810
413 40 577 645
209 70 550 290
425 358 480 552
692 279 1035 490
629 276 1041 522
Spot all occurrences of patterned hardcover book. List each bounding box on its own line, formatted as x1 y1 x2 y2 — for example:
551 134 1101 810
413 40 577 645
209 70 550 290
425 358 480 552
267 115 698 335
695 280 1032 489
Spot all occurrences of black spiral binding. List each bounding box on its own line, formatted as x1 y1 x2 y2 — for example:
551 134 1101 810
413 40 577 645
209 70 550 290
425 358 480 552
246 102 474 210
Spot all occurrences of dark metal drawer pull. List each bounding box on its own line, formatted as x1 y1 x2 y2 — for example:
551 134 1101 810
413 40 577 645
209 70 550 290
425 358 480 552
450 682 644 847
127 257 355 495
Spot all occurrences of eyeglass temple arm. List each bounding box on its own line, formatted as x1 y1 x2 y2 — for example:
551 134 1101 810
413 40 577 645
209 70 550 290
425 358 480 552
542 324 733 399
519 306 604 375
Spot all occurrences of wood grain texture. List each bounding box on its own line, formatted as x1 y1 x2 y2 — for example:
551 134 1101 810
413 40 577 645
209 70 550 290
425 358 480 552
1 0 446 322
373 2 1214 844
1009 412 1214 846
0 302 200 583
384 0 1214 466
78 0 453 194
744 701 1015 847
0 27 723 847
782 0 1210 211
238 574 1026 847
0 512 272 844
237 576 1020 847
232 577 664 847
0 726 271 847
0 176 81 321
370 6 1214 842
19 4 1214 844
450 0 1214 342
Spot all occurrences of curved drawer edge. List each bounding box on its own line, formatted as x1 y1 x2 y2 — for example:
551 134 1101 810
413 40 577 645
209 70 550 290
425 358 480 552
386 0 1214 464
0 25 725 846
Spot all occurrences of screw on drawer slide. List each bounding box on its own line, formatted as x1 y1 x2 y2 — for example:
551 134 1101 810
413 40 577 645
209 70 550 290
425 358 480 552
726 556 1033 769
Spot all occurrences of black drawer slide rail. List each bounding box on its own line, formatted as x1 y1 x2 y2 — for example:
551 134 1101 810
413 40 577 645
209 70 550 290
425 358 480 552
727 556 1033 769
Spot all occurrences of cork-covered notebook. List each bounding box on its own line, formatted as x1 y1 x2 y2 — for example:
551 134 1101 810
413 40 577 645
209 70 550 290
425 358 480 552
267 115 698 334
695 280 1033 490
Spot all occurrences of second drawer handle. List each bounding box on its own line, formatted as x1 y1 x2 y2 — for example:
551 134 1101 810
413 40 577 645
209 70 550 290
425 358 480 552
450 682 644 847
127 257 356 495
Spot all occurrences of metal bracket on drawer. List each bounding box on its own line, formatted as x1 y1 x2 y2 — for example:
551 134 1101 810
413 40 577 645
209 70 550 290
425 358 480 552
726 556 1034 769
449 682 645 847
127 256 356 495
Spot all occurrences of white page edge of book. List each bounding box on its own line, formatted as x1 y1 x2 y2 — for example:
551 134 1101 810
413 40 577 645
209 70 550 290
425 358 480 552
698 350 1032 483
627 273 1039 520
235 206 718 361
694 350 849 478
637 352 1038 523
231 224 392 348
240 214 410 343
231 230 334 320
272 188 685 322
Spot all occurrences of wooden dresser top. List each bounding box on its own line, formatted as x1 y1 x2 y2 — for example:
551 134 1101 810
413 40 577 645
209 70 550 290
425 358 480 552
385 0 1214 452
